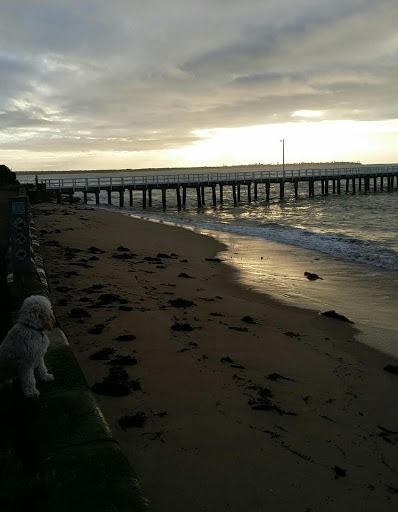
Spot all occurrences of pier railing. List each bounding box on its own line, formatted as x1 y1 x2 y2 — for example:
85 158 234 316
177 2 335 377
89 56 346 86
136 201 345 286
41 165 398 190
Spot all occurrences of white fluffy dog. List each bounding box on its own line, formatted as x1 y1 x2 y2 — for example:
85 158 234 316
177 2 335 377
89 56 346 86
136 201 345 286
0 295 55 397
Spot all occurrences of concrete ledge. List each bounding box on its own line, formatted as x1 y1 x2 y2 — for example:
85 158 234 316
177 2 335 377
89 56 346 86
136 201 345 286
36 441 151 512
10 327 152 511
3 203 153 511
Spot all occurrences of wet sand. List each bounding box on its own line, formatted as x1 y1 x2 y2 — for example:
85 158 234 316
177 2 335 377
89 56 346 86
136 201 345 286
33 203 398 512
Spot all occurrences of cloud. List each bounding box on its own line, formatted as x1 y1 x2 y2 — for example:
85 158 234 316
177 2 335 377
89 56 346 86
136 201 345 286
0 0 397 168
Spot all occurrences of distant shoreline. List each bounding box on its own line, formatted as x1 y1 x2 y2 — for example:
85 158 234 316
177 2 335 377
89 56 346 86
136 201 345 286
16 161 363 175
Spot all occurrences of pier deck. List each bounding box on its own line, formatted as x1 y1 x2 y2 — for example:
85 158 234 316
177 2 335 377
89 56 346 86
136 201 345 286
40 165 398 208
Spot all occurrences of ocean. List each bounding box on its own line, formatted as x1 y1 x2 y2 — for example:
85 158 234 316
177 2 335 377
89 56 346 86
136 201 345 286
20 170 398 359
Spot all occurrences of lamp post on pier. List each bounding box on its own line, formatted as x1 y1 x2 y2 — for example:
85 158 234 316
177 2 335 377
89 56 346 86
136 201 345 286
280 139 285 180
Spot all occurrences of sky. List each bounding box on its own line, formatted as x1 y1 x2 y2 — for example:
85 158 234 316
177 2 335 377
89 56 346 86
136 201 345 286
0 0 397 172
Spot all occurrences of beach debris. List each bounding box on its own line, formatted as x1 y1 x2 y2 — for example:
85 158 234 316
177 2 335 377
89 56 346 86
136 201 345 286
118 412 147 430
384 365 398 375
220 356 235 364
117 246 130 252
249 395 297 416
304 271 322 280
152 410 168 417
210 312 224 317
333 466 347 479
247 385 273 398
267 372 297 383
71 261 94 268
241 315 260 324
89 347 115 360
43 240 61 247
64 247 83 258
157 253 176 259
180 259 188 263
320 415 335 422
98 293 123 304
115 334 136 341
171 322 194 331
55 285 72 293
284 331 301 338
320 310 354 323
62 270 79 278
178 272 194 279
169 298 197 308
112 252 135 260
88 246 105 254
88 324 105 334
205 257 222 263
177 348 190 353
108 355 138 366
215 296 223 300
69 307 91 318
231 364 246 369
229 326 249 332
144 256 162 262
82 284 105 294
92 367 141 396
119 305 133 311
88 255 99 261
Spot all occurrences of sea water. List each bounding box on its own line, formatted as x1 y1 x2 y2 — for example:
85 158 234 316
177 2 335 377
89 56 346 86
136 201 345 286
19 171 398 358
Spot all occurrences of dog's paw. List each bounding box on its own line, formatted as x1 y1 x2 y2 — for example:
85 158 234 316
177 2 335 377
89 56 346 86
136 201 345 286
42 373 54 382
25 388 40 398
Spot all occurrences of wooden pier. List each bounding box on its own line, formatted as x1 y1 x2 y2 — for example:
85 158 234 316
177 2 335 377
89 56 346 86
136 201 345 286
41 165 398 209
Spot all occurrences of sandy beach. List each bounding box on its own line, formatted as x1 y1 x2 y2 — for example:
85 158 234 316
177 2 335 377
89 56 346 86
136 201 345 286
32 202 398 512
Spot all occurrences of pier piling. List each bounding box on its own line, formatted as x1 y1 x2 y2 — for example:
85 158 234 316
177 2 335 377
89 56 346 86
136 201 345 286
177 187 182 209
232 185 237 205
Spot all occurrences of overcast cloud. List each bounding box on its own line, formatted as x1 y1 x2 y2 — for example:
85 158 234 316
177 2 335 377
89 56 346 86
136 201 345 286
0 0 397 168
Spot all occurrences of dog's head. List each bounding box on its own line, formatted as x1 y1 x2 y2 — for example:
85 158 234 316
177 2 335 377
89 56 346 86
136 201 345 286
18 295 55 331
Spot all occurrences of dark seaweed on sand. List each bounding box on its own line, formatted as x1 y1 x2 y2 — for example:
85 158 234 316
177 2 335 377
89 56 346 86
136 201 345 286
98 293 122 303
89 347 115 360
169 298 197 308
118 412 147 429
241 315 260 324
320 310 354 323
171 322 194 331
69 308 91 318
384 365 398 375
107 355 138 366
229 326 248 332
178 273 194 279
92 367 141 396
115 334 136 341
112 252 135 260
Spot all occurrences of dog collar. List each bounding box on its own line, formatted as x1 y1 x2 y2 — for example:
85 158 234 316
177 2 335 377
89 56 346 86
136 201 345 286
21 322 44 334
